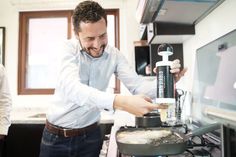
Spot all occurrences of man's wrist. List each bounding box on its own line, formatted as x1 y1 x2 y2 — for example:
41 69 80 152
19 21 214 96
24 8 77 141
113 95 126 111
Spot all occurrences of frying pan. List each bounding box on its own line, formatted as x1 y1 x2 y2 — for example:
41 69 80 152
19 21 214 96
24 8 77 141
116 123 220 156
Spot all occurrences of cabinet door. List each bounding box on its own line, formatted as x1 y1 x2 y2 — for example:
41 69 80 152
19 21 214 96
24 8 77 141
149 44 184 76
5 124 44 157
134 46 150 76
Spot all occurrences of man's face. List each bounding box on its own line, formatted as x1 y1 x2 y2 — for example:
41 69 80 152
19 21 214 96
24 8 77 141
77 18 108 58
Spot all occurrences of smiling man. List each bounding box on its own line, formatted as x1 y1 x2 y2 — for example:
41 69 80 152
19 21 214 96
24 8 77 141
78 19 107 58
39 1 186 157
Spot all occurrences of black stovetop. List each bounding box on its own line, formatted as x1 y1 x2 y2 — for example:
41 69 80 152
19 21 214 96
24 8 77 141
118 123 222 157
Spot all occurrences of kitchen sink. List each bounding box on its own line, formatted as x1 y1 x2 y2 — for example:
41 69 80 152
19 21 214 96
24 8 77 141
28 113 46 118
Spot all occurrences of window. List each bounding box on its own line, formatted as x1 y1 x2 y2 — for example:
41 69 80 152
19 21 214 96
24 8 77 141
18 9 120 94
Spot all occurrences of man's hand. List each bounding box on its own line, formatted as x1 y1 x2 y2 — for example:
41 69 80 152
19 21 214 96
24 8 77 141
170 59 187 82
113 95 168 117
153 59 187 82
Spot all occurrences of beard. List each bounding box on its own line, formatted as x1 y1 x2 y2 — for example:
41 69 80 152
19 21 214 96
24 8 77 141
85 44 106 58
78 39 106 58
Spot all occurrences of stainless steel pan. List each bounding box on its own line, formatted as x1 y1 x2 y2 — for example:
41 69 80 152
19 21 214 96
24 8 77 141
116 123 220 156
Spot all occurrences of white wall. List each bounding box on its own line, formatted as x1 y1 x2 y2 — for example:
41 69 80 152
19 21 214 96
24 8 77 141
183 0 236 92
0 0 140 108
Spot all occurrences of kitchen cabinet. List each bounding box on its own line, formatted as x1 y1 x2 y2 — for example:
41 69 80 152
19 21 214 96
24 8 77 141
134 42 184 76
136 0 225 25
136 0 225 44
147 22 195 44
3 123 113 157
134 40 150 76
4 124 44 157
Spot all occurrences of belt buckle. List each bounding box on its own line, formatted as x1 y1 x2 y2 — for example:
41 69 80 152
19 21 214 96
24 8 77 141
63 129 69 137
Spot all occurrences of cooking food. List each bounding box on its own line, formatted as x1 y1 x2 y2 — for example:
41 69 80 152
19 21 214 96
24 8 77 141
150 132 184 146
116 129 172 144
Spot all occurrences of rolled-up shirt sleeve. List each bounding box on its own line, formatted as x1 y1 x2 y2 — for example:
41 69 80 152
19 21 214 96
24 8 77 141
115 53 156 99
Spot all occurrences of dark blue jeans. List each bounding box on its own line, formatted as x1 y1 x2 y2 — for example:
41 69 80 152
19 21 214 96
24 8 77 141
39 125 102 157
0 139 5 157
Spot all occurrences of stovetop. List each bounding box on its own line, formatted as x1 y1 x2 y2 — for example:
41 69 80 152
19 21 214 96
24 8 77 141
169 135 221 157
118 124 222 157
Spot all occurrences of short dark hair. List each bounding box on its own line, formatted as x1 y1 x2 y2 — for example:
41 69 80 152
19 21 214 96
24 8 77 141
72 0 107 33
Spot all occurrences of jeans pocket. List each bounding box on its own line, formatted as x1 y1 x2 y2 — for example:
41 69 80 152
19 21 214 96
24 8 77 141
41 128 59 146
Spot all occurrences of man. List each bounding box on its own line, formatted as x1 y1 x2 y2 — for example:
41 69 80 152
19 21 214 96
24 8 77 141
0 64 12 157
39 1 187 157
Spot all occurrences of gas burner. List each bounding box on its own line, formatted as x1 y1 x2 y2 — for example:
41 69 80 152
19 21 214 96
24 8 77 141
189 149 211 157
169 149 211 157
169 150 193 157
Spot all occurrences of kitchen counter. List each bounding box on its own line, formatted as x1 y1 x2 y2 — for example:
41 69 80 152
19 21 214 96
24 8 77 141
7 107 115 157
11 107 115 124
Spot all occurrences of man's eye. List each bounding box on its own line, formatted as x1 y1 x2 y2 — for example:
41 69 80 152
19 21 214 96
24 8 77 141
100 34 107 39
86 38 94 42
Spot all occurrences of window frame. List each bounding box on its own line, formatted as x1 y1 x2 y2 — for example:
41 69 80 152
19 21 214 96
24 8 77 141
106 9 120 94
18 9 120 95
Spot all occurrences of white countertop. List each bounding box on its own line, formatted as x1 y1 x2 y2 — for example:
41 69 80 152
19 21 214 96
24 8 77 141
113 110 135 126
11 107 114 124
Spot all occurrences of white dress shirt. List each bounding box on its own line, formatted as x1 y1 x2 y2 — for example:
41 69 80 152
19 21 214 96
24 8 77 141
0 64 12 135
47 39 156 128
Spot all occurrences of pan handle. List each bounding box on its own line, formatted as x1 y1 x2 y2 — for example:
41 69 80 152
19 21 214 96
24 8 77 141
186 123 220 138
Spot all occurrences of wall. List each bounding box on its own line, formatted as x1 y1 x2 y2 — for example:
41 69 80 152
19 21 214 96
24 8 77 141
0 0 139 108
183 0 236 92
